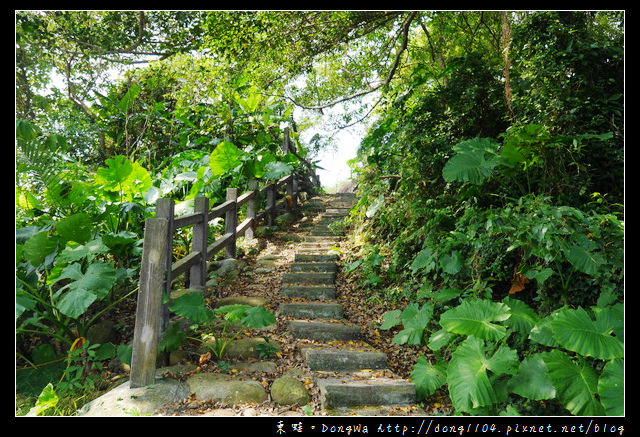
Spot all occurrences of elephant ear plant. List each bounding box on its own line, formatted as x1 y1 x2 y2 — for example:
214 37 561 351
163 291 276 362
382 297 624 416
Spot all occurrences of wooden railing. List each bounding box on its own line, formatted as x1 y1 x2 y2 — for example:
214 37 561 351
129 129 320 387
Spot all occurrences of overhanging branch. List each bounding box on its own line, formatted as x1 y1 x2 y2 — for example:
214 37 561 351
285 11 418 111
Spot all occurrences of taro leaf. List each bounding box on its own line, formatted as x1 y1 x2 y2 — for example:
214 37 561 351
241 306 276 329
509 354 556 400
540 350 605 416
379 309 402 330
598 358 624 416
427 328 456 352
170 292 213 324
528 312 560 347
22 230 57 267
439 299 511 341
565 244 604 276
440 251 463 275
213 304 251 323
410 247 436 273
447 336 518 412
56 288 98 318
58 238 109 263
442 138 500 185
551 307 623 360
96 155 133 190
502 297 539 336
54 262 117 300
429 287 464 303
209 141 243 177
54 213 93 245
393 303 434 345
411 355 447 400
263 161 293 180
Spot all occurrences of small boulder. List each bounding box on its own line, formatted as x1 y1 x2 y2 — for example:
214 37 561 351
270 376 311 406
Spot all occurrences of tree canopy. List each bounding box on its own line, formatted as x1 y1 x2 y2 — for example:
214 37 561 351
16 10 624 417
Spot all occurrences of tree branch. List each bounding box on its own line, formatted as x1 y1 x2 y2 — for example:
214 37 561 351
285 11 418 111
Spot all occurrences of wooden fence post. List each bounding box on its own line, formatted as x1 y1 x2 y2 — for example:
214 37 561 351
190 196 209 289
266 183 276 227
225 188 238 258
154 198 174 362
130 218 169 388
246 179 257 239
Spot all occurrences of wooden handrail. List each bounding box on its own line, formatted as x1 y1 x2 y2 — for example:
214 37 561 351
130 128 321 386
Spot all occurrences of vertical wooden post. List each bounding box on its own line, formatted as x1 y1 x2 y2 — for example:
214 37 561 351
190 196 209 289
246 179 257 239
291 173 298 209
154 198 174 356
130 218 169 388
225 188 238 259
286 176 294 213
266 183 276 227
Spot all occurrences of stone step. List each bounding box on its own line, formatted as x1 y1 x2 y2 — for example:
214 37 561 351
304 236 341 242
301 346 387 372
282 272 335 284
278 302 343 319
281 285 336 300
288 320 360 341
295 254 338 262
290 262 337 273
316 374 416 410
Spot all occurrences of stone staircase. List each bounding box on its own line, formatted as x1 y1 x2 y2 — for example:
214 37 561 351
279 193 416 415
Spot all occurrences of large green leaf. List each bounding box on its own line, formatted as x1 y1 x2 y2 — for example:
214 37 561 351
442 138 499 184
209 141 243 177
447 336 518 412
22 230 57 266
56 288 98 318
541 350 605 416
439 250 463 274
54 213 93 245
95 155 133 190
598 358 624 416
439 299 511 341
551 307 624 360
410 355 447 400
170 292 213 324
565 244 604 275
509 354 556 400
241 306 276 329
502 297 539 336
393 303 434 345
54 262 117 300
262 161 293 180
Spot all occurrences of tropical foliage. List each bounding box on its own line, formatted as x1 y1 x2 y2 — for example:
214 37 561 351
345 11 624 416
16 11 623 416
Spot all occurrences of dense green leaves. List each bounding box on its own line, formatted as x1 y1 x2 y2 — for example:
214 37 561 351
439 299 511 341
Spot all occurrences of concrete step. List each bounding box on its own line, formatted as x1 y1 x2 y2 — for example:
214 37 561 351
304 236 341 242
278 302 343 319
282 272 335 285
281 285 336 300
295 254 338 262
288 320 360 341
290 262 337 273
316 374 416 410
302 346 387 372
